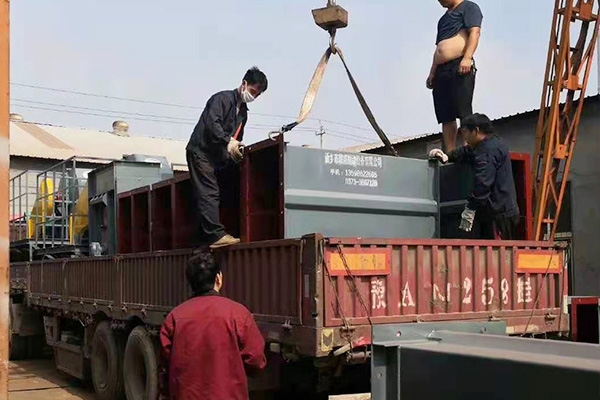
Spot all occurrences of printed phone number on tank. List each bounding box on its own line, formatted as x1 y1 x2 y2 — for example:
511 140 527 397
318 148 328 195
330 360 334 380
344 177 379 187
329 168 378 179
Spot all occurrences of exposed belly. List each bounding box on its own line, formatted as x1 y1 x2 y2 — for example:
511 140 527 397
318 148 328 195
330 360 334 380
435 30 468 64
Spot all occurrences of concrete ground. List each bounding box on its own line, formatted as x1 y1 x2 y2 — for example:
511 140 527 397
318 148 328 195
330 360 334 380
9 359 95 400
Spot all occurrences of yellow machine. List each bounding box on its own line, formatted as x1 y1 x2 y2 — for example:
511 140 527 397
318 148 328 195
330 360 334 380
69 183 89 245
26 178 54 239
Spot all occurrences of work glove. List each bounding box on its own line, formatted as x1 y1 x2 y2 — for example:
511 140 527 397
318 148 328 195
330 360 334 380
428 148 449 163
227 138 244 163
459 206 476 232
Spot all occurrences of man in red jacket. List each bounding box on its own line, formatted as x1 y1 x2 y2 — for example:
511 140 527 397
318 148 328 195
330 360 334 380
159 252 266 400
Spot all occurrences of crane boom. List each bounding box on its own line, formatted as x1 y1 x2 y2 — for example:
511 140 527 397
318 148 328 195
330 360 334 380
532 0 599 241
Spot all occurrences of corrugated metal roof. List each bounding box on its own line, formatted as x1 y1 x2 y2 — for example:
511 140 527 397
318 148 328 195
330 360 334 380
342 132 440 153
342 94 600 153
10 121 189 170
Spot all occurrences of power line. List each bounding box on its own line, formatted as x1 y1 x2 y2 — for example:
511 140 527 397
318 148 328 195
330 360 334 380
10 82 376 134
11 104 197 125
11 82 200 109
324 126 377 142
12 98 197 121
326 132 369 143
13 98 377 141
316 118 373 132
11 102 373 143
10 103 283 130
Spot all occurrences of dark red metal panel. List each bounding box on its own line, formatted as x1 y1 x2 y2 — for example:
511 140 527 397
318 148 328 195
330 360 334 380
44 260 64 297
131 187 151 253
151 180 173 251
140 166 241 251
65 257 116 301
29 262 41 294
118 186 153 253
27 260 65 297
241 136 284 243
447 245 459 314
440 152 533 241
172 178 195 250
216 165 242 239
15 235 570 361
217 239 303 325
9 263 27 291
510 153 533 241
570 296 600 344
323 238 568 335
120 251 190 308
117 194 132 254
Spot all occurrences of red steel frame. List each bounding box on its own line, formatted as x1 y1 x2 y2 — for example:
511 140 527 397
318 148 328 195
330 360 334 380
570 296 600 343
115 144 536 252
15 235 570 360
240 135 285 243
510 153 533 240
532 0 599 241
322 237 569 336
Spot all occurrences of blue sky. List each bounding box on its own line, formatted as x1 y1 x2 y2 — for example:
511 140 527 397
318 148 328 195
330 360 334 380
9 0 600 149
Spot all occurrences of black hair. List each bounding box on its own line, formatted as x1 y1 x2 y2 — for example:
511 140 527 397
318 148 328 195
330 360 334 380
460 113 494 135
186 252 221 296
243 66 268 92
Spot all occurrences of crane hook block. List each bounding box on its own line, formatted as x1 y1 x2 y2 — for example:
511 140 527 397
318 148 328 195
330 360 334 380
312 5 348 31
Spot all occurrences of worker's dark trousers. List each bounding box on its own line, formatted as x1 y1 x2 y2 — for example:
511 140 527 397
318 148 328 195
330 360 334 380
478 211 520 240
186 149 225 245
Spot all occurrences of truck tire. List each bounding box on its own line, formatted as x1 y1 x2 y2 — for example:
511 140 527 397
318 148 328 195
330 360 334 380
91 321 126 400
123 326 159 400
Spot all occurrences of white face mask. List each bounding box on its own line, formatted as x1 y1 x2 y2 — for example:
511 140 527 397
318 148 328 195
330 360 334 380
241 86 255 103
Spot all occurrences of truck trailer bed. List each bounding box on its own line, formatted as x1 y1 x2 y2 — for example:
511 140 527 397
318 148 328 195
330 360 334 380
11 234 569 358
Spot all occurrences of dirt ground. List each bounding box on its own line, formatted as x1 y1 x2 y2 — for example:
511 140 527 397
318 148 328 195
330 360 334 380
7 359 371 399
9 359 95 400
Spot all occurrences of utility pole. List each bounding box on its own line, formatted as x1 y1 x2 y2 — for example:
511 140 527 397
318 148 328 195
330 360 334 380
316 121 325 149
0 0 10 397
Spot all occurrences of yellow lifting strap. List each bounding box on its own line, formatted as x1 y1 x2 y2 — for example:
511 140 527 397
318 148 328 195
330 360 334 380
271 1 399 157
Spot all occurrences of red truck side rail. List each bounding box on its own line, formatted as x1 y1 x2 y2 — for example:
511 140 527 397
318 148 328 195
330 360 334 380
12 235 569 358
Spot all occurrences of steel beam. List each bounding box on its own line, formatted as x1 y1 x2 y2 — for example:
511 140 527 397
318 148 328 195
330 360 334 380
372 323 600 400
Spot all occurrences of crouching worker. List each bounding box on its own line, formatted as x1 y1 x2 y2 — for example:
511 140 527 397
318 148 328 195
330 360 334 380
429 113 519 239
159 252 267 400
186 67 268 249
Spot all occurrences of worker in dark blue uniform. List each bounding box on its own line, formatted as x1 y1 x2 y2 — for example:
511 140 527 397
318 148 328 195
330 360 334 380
429 113 520 239
186 67 268 249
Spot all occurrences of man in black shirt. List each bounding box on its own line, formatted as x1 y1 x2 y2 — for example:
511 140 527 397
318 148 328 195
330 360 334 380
186 67 268 248
429 113 520 240
427 0 483 152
